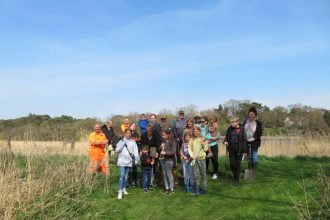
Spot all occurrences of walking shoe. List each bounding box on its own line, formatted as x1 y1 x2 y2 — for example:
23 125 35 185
143 188 148 193
117 191 123 200
123 188 129 195
212 174 218 180
199 188 206 195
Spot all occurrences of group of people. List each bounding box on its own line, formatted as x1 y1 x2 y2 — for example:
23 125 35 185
88 107 262 199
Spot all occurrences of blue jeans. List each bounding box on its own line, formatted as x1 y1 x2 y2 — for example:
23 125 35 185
142 170 151 189
182 160 194 192
248 145 259 163
118 166 130 190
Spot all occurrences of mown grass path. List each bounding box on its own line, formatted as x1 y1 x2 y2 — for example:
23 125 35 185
81 156 329 220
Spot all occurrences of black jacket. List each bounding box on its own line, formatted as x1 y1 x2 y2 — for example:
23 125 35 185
224 125 247 153
140 131 162 152
243 119 263 147
101 125 117 145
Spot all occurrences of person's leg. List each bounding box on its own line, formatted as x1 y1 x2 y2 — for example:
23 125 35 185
118 166 126 190
182 160 189 192
146 170 151 189
236 150 243 183
211 145 219 177
192 162 201 194
228 148 236 178
166 160 174 191
205 157 209 173
131 164 138 186
123 167 130 194
199 160 207 193
160 159 169 190
187 163 195 193
142 170 147 189
251 146 259 172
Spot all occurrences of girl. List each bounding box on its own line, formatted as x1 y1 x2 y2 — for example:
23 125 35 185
188 126 209 195
159 130 176 194
116 129 140 199
182 118 194 138
180 132 194 193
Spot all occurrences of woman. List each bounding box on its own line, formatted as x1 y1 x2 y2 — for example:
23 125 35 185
116 129 140 199
243 107 263 174
159 130 176 194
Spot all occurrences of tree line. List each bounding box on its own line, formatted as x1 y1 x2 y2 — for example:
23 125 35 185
1 100 329 141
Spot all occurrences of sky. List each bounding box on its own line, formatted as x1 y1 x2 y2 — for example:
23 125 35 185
0 0 329 120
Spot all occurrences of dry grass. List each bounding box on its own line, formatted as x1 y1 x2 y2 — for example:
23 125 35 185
1 135 329 158
0 146 95 220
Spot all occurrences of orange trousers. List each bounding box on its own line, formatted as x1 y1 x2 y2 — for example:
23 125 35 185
89 147 107 174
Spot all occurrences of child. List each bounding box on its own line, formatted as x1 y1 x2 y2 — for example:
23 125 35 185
116 129 140 199
188 126 209 195
180 132 194 193
159 130 176 194
205 124 221 180
224 117 247 186
140 146 154 192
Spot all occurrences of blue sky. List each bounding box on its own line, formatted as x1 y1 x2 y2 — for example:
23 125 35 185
0 0 329 119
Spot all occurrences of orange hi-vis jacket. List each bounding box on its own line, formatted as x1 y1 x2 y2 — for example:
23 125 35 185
89 132 107 161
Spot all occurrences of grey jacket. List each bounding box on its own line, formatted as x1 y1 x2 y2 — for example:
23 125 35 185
116 138 140 167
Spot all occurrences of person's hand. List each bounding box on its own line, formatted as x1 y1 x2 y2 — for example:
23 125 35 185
224 141 228 146
155 152 159 158
161 150 165 155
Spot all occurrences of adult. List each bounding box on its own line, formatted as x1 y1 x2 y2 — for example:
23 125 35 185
150 114 162 137
138 114 149 135
172 110 187 162
116 129 140 199
160 117 171 133
101 120 117 151
243 107 263 174
200 117 208 138
121 117 130 135
194 113 202 126
205 121 221 180
89 124 108 174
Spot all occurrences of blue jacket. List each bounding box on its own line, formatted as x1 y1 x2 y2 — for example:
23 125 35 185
138 119 149 134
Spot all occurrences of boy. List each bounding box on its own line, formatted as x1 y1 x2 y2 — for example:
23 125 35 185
224 118 247 186
140 146 154 192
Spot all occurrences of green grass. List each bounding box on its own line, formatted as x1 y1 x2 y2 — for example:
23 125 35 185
79 156 329 220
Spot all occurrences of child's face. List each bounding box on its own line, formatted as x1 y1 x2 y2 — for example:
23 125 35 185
142 149 148 154
193 129 201 137
184 135 191 142
230 121 239 128
162 132 167 140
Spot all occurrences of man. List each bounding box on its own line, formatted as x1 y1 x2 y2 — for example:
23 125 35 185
89 124 109 174
150 114 162 137
121 118 130 135
160 117 170 133
194 113 202 126
138 114 149 135
172 110 187 163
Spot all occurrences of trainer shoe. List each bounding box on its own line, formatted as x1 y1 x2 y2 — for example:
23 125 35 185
212 174 218 180
117 191 123 200
123 188 129 195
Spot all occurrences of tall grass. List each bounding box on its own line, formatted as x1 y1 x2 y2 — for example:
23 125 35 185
0 147 95 219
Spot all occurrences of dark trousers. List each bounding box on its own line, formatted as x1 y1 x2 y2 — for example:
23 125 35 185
142 169 151 189
206 145 219 175
128 164 138 184
228 147 242 180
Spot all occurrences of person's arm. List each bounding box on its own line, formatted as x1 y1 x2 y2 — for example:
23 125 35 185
115 139 125 153
202 138 209 152
165 141 176 156
188 139 194 159
133 142 140 164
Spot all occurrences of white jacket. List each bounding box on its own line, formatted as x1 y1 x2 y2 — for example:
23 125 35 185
116 138 140 167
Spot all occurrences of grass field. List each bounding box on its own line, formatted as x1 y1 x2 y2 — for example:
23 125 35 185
1 149 328 220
